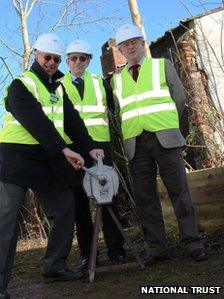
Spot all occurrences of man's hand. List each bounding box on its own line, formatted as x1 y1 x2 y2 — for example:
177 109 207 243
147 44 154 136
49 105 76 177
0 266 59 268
62 147 84 170
89 149 104 161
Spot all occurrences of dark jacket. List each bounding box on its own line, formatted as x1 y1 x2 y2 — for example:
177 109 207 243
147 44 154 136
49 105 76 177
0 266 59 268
0 60 95 191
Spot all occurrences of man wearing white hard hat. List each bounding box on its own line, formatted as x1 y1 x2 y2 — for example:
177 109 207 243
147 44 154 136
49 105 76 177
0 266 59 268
112 24 208 265
0 33 104 299
62 39 125 270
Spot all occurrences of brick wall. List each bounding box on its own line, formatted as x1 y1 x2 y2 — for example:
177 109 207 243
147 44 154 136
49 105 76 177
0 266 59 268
100 38 126 78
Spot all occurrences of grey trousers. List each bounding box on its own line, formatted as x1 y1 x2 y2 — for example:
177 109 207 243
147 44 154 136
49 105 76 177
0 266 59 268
0 181 74 291
129 132 204 256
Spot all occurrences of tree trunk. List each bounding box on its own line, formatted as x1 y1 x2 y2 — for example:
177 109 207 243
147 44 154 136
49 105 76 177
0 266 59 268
128 0 151 57
20 11 31 70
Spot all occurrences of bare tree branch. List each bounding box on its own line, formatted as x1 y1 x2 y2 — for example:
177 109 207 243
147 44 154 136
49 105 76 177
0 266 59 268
50 0 75 32
12 0 21 15
0 57 14 80
27 0 40 17
54 16 126 28
0 0 126 78
0 37 22 57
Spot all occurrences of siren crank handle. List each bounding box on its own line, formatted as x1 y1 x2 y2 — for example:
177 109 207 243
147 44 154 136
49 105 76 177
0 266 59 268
82 166 99 180
82 166 107 186
96 154 103 166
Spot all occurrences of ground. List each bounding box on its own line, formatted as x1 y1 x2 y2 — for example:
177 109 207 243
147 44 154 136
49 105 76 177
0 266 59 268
8 228 224 299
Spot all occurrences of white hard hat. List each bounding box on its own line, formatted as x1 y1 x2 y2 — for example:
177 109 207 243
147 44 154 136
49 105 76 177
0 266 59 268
115 24 143 45
33 33 65 56
66 39 92 57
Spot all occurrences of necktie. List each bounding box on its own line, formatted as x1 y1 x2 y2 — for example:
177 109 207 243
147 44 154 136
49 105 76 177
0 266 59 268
73 77 84 99
130 64 140 82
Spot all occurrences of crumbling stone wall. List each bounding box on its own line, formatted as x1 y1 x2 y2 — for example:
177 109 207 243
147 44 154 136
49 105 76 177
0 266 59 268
176 27 223 168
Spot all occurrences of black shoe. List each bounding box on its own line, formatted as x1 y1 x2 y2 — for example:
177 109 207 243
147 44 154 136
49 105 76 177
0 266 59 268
0 290 10 299
42 268 83 283
111 254 126 265
77 257 89 271
78 256 99 270
190 249 209 262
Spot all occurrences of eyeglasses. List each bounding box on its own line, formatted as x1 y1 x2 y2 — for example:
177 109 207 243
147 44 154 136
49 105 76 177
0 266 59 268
43 55 61 64
69 55 88 62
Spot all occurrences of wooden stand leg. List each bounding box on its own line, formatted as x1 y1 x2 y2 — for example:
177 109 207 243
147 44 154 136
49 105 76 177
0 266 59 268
106 206 144 268
88 205 102 283
88 203 144 283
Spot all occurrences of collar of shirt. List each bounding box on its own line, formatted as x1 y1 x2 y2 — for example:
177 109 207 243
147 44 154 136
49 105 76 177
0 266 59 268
72 76 84 82
127 55 146 74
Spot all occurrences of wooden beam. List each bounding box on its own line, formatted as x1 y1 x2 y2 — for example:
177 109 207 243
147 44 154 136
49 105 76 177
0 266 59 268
158 167 224 231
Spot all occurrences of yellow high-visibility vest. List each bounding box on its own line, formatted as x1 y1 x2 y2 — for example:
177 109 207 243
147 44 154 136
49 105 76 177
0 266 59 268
113 57 179 140
0 70 68 144
62 71 110 142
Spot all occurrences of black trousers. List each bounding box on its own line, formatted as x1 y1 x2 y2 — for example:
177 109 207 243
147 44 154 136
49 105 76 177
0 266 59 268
129 132 204 256
73 141 125 259
0 181 74 291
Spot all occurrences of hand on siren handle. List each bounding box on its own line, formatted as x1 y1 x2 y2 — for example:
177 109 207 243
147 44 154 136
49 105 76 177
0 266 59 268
89 149 104 160
62 147 84 170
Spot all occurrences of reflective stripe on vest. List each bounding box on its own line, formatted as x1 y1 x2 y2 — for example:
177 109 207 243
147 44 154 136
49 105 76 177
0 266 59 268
84 118 108 126
20 76 39 99
0 71 69 144
74 104 106 113
113 57 179 140
122 103 176 121
62 71 110 142
7 118 64 128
